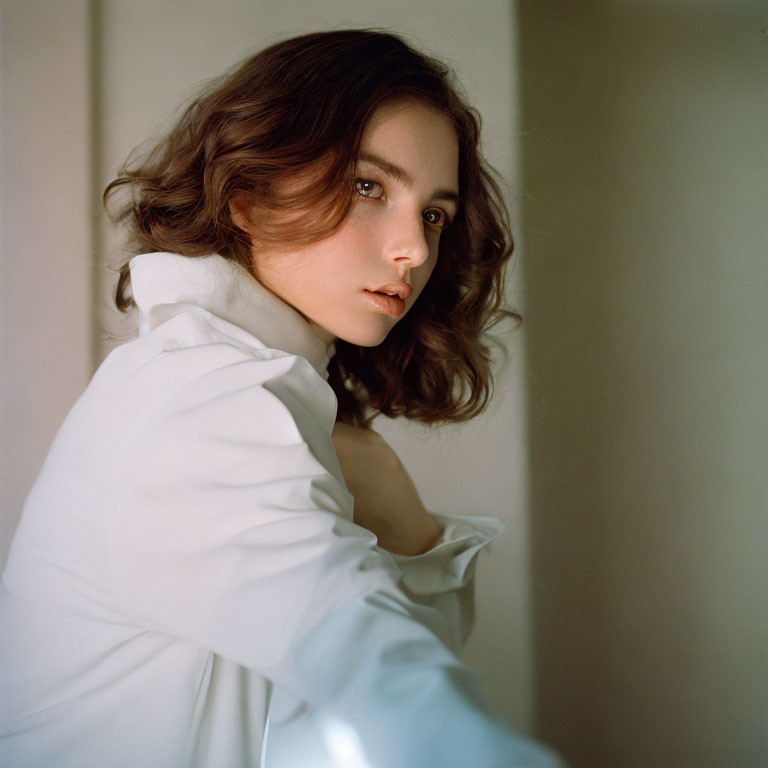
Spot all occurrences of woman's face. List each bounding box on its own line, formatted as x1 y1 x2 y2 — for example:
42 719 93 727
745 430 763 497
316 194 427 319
245 98 460 347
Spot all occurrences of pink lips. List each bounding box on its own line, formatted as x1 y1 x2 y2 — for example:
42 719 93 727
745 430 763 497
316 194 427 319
363 290 407 317
363 281 412 318
370 282 412 301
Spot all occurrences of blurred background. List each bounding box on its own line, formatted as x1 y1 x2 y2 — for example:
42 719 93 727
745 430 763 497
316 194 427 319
1 1 766 766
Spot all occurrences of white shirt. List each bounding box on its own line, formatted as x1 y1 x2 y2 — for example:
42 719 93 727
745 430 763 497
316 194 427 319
0 252 561 768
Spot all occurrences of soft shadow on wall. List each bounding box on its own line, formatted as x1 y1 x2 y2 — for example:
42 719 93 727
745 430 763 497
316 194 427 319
519 3 768 767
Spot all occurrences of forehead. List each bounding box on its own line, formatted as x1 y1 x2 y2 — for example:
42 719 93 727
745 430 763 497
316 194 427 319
359 99 460 191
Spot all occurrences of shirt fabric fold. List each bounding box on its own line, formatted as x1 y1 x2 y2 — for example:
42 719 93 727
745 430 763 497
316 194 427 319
0 252 562 768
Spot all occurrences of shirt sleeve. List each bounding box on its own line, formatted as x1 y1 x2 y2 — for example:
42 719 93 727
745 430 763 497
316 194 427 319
386 512 504 655
108 347 563 768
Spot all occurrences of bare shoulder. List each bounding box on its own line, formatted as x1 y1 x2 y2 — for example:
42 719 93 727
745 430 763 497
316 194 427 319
331 423 400 466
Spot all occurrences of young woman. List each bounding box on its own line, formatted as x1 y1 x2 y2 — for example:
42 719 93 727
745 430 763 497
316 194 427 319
0 30 561 768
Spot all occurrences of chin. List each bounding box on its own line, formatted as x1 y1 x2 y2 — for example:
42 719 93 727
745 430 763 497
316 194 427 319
336 322 394 348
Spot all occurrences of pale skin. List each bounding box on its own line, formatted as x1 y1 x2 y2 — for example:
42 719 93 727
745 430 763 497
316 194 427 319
331 423 442 556
233 98 458 556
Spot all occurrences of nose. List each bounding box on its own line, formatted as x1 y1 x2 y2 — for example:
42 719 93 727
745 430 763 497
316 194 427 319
383 212 430 274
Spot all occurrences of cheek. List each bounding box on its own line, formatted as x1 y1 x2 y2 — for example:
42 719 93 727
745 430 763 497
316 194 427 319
315 223 373 280
329 229 363 265
258 228 361 289
252 251 306 294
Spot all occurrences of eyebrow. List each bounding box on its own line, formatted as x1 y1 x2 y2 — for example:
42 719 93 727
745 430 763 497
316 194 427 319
357 151 461 208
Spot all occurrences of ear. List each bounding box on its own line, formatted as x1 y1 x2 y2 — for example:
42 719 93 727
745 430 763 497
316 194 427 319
229 195 253 233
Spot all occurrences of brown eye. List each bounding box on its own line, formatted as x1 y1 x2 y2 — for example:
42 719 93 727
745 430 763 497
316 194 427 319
423 208 450 229
354 179 384 199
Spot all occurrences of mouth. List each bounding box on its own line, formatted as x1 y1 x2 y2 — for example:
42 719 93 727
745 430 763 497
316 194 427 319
363 289 407 318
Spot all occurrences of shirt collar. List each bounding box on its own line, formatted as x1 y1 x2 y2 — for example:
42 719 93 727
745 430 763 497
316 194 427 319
129 252 335 379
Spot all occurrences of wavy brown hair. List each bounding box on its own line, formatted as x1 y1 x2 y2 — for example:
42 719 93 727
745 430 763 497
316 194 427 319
104 29 518 427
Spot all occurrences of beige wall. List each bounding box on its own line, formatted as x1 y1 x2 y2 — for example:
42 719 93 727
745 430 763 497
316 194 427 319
519 2 768 766
0 0 93 563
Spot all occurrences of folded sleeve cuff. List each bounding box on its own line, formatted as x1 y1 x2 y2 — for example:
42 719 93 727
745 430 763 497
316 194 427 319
385 513 504 596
